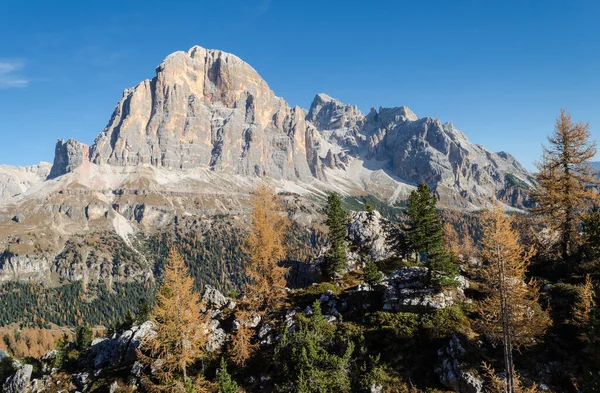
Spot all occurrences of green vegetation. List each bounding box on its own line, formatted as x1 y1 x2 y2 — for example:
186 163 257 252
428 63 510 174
406 182 457 280
274 301 355 393
217 357 239 393
324 192 349 279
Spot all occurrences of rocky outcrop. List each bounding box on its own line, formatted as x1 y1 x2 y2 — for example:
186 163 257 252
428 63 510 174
202 284 228 310
91 321 156 368
435 336 484 393
4 364 33 393
0 162 51 203
382 267 468 312
47 139 89 179
0 254 52 283
347 210 394 264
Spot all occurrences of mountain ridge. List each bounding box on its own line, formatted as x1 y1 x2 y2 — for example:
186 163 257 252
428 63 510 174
0 45 534 287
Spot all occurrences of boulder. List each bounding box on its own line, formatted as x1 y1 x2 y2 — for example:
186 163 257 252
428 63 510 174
382 267 466 312
206 319 227 352
4 364 33 393
435 336 483 393
202 284 228 310
90 321 156 368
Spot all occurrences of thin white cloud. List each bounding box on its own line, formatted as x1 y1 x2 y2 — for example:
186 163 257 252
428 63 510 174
255 0 272 16
0 60 29 89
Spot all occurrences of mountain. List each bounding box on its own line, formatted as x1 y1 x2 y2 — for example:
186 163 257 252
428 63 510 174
0 162 51 202
0 45 534 288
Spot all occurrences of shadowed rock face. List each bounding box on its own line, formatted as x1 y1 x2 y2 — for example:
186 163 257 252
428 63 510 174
88 46 320 181
48 139 89 179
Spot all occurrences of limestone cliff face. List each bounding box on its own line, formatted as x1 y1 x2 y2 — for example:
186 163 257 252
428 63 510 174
0 162 51 204
46 45 532 209
306 95 534 208
89 46 320 181
48 139 90 179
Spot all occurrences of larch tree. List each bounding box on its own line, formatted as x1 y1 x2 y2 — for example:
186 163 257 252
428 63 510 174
533 109 598 260
477 205 550 393
324 192 348 280
138 248 210 393
229 185 288 366
244 185 289 310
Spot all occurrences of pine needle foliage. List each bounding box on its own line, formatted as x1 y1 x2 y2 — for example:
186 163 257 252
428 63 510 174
324 192 349 280
138 248 210 393
406 182 457 278
533 109 598 260
477 205 550 393
274 301 354 393
217 357 239 393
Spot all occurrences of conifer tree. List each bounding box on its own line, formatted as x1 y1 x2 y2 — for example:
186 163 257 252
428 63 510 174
229 186 288 366
244 185 289 309
533 109 598 260
138 248 210 393
75 323 93 351
477 205 550 393
406 182 456 278
324 192 348 280
217 357 239 393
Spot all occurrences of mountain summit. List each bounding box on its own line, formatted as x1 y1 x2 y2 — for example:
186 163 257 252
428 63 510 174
0 45 534 285
37 45 533 209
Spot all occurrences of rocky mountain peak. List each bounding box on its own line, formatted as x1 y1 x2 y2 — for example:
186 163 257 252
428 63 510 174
306 93 363 132
48 139 90 179
9 44 533 211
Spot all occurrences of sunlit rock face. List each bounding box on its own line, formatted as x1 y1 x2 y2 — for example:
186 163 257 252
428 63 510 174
89 46 320 181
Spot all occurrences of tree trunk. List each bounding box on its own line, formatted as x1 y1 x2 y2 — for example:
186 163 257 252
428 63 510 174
498 244 516 393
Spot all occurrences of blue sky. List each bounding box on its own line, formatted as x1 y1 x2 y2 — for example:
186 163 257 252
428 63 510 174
0 0 599 170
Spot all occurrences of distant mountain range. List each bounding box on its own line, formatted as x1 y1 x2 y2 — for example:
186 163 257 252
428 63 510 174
0 46 535 286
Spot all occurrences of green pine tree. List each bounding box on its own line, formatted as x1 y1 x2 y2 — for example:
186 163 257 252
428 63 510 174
75 323 93 351
274 301 354 393
54 333 69 369
324 192 349 280
217 357 239 393
405 182 456 279
363 259 382 287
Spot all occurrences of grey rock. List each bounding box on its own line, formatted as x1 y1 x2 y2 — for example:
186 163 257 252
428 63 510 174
206 319 227 352
4 364 33 393
202 284 228 310
73 372 90 391
258 323 272 339
91 321 156 368
370 384 384 393
131 361 144 377
0 349 8 361
0 162 51 204
435 336 483 393
48 139 89 179
382 267 466 312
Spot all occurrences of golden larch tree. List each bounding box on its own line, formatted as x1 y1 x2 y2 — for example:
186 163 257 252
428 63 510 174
228 185 289 366
244 185 289 309
138 248 211 393
477 205 550 393
533 109 598 260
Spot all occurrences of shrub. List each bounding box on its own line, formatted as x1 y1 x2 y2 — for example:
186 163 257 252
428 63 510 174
363 260 382 287
422 306 469 339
